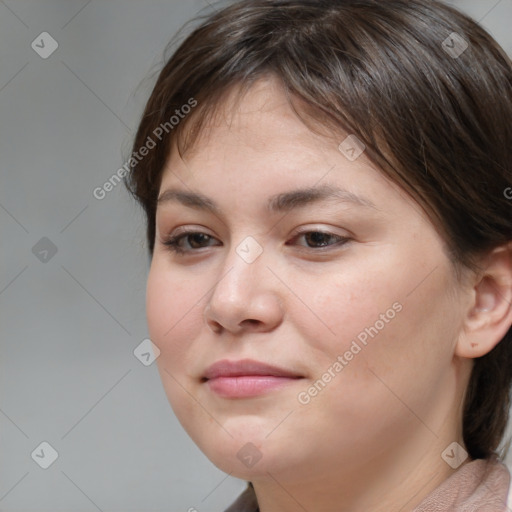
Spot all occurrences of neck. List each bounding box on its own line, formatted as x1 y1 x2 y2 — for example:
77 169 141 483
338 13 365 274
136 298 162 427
252 421 466 512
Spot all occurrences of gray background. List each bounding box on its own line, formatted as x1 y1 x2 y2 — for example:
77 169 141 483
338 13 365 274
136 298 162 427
1 1 511 511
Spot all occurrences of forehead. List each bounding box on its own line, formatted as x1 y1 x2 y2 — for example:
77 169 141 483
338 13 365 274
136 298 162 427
158 76 402 216
154 80 440 249
171 76 348 165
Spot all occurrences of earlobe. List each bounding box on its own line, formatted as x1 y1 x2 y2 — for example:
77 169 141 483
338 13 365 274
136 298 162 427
455 244 512 359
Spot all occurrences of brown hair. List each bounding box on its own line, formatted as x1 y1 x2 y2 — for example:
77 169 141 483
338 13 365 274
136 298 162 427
124 0 512 460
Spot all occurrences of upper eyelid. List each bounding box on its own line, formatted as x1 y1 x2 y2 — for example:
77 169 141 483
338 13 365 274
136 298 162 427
166 226 348 238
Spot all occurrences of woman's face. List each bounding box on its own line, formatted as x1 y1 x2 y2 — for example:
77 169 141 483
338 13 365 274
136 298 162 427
146 77 471 484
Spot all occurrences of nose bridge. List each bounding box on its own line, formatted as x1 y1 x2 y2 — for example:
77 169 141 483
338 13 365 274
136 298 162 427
204 234 283 332
212 235 266 303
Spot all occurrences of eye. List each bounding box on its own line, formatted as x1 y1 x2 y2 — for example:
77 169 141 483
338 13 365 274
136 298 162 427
161 228 350 256
162 231 221 254
289 230 350 250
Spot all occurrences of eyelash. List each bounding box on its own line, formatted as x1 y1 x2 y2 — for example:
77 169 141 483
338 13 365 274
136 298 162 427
161 230 351 255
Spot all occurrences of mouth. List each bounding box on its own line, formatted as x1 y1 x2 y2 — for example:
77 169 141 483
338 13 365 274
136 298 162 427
202 358 304 398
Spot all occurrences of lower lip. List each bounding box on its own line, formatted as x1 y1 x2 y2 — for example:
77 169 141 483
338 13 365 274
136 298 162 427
205 376 302 398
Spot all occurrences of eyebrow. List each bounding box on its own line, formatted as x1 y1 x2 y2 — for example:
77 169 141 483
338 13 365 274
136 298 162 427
156 184 377 214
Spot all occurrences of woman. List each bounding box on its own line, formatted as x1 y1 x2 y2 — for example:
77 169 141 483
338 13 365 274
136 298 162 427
125 0 512 510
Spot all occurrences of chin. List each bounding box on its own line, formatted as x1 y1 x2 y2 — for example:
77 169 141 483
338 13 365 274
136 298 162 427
205 445 278 480
193 428 300 480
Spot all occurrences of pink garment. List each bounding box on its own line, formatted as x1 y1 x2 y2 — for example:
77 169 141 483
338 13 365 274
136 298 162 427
412 456 510 511
224 456 511 512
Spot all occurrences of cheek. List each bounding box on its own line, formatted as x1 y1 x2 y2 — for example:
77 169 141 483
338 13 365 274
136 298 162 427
146 262 206 426
297 253 457 394
289 266 458 454
321 265 459 419
146 261 204 360
297 262 401 359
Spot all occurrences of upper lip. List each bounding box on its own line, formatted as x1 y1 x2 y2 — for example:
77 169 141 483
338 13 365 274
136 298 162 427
203 359 303 380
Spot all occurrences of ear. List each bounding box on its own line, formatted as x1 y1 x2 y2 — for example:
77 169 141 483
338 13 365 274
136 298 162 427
456 243 512 359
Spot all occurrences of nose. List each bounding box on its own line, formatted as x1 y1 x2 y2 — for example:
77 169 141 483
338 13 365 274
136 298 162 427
204 240 284 335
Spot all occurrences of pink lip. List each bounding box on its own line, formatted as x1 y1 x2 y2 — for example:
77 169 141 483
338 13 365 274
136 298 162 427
202 359 304 398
